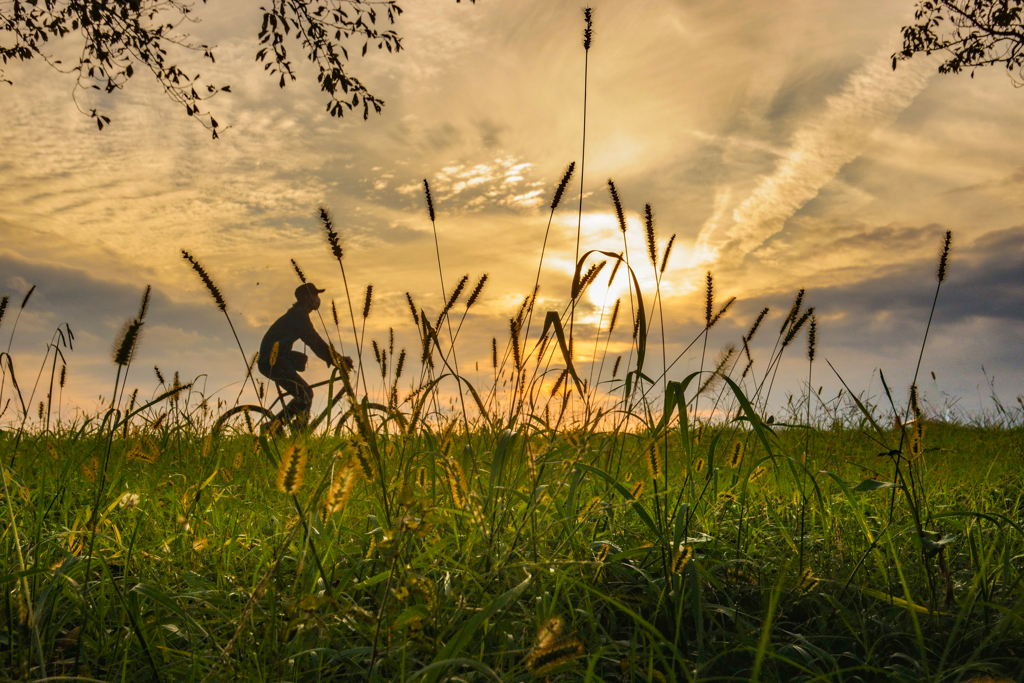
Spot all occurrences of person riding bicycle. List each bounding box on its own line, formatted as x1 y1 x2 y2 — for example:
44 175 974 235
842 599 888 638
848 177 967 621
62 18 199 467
257 282 350 428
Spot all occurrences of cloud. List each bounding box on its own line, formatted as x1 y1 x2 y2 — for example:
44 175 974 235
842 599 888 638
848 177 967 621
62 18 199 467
2 1 1024 420
699 52 934 262
0 250 263 413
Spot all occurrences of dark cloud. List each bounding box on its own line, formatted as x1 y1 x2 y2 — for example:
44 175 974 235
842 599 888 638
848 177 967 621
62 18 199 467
786 225 1024 332
0 250 265 408
426 122 462 151
475 119 504 149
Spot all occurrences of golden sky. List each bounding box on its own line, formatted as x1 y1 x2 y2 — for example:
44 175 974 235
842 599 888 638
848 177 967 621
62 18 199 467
2 0 1023 422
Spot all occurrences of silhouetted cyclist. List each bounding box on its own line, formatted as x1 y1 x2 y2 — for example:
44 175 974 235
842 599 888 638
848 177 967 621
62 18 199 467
258 283 350 428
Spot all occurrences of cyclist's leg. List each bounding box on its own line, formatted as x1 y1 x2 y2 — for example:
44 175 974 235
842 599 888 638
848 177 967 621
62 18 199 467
271 368 313 425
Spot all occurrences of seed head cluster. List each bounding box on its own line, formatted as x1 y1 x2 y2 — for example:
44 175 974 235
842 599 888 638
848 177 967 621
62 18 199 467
181 250 226 312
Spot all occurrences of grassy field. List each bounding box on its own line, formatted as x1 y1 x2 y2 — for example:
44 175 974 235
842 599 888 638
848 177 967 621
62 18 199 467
3 11 1022 680
1 378 1023 681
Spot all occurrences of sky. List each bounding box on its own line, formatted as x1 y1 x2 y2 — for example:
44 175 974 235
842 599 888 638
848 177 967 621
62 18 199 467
1 0 1023 427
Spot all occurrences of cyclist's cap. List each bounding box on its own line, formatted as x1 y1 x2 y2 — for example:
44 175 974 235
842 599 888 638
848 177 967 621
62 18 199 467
295 283 326 300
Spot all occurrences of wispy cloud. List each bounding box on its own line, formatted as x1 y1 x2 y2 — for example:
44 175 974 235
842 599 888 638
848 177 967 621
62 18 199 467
700 52 935 262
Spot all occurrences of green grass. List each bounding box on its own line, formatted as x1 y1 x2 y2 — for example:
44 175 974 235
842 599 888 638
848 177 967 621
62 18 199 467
0 14 1017 680
1 390 1023 682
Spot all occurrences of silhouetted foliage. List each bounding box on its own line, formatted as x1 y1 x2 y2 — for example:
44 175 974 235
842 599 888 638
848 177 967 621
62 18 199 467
0 0 474 137
894 0 1024 85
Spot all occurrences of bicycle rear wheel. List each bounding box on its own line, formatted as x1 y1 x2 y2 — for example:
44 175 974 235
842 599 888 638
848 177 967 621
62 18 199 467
212 404 274 438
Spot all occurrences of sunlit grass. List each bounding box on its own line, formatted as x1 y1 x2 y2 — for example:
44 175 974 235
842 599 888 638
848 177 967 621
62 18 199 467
1 9 1020 682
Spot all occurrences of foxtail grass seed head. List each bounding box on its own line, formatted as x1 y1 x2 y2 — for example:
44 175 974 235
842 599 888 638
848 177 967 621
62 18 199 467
630 480 644 499
0 295 9 328
491 337 498 369
406 292 420 327
528 636 585 675
782 289 805 334
423 179 436 222
612 355 622 378
466 273 488 309
750 465 767 482
154 366 165 384
291 259 307 283
395 349 406 380
807 315 817 362
59 364 67 388
608 298 621 336
535 617 563 651
445 464 466 509
551 368 568 397
137 285 151 321
515 294 530 329
276 444 307 495
354 441 375 481
799 567 820 592
937 230 952 283
608 253 623 285
694 458 706 473
672 545 694 574
269 341 280 367
633 309 641 341
660 234 676 275
330 300 340 328
704 272 714 326
326 460 358 516
729 441 744 468
510 318 522 370
581 495 601 515
181 250 227 312
319 206 344 261
644 204 658 267
362 284 373 319
20 284 35 310
909 383 920 419
709 296 736 329
582 6 594 50
443 274 469 316
574 261 606 299
372 339 381 365
607 179 627 233
646 442 663 478
783 307 815 347
551 162 576 211
910 421 924 460
699 344 735 394
420 318 433 366
537 333 551 362
747 307 769 342
113 319 143 366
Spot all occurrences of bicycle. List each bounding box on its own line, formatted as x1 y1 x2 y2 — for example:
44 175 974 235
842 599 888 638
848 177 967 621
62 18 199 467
212 375 394 438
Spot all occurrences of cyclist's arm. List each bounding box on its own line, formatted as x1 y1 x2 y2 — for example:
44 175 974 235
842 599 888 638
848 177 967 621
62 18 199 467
298 316 334 366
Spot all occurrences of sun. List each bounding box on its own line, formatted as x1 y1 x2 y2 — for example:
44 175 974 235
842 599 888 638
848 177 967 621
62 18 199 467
584 264 633 310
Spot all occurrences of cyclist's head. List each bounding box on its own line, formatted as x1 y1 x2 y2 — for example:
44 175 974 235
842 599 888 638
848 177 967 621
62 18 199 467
295 283 325 311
